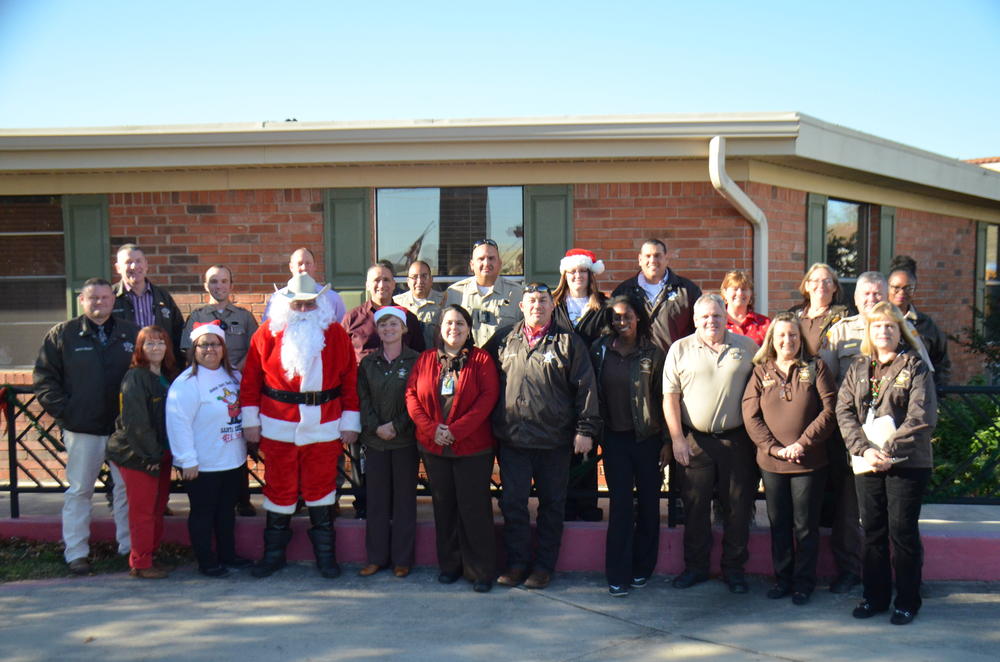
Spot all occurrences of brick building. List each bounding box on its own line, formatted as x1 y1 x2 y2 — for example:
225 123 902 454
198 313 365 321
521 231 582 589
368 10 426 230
2 112 999 385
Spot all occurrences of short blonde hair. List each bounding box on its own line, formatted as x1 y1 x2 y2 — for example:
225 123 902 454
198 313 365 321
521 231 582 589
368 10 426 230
860 301 921 357
797 262 841 307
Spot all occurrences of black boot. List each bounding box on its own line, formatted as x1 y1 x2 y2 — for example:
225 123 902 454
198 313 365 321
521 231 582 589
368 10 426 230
307 506 341 579
251 511 292 578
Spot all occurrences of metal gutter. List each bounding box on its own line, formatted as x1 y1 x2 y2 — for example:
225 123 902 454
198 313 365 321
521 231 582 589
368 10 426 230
709 136 769 314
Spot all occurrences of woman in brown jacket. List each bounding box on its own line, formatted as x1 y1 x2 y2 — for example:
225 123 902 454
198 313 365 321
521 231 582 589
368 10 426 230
742 313 837 604
836 302 937 626
787 262 849 358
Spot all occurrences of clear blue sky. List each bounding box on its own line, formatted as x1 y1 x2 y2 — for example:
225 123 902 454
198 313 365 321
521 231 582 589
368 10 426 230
1 0 997 159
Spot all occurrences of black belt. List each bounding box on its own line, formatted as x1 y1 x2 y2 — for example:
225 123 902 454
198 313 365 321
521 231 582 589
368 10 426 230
262 384 341 406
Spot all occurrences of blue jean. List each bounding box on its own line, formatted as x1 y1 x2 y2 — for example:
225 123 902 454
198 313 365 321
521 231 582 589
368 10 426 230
855 466 932 612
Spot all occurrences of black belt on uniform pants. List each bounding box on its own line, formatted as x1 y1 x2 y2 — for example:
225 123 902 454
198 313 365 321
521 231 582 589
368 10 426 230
262 384 341 406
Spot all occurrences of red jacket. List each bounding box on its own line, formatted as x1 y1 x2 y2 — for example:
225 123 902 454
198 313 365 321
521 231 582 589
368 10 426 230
241 320 360 445
405 348 499 456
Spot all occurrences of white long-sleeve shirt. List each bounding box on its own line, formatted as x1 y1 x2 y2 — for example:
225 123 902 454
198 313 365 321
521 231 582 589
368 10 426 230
167 365 247 472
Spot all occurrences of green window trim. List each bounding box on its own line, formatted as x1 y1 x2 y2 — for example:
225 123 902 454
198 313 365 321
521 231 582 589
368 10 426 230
323 188 372 294
523 185 573 287
62 194 110 318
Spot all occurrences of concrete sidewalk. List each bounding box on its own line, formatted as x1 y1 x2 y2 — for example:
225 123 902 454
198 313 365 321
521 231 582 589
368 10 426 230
1 563 998 662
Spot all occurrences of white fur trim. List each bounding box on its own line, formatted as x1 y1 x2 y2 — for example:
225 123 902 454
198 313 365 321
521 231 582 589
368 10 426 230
340 410 361 433
241 406 261 428
260 413 349 446
304 490 336 507
190 323 226 344
559 254 605 275
263 497 297 514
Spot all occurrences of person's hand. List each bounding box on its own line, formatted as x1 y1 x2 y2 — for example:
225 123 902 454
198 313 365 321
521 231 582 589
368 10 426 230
434 424 453 446
658 443 673 470
243 426 261 444
246 441 261 462
145 462 160 473
376 422 396 441
777 442 805 463
573 434 593 455
671 436 691 467
863 448 893 472
340 430 359 445
182 465 199 481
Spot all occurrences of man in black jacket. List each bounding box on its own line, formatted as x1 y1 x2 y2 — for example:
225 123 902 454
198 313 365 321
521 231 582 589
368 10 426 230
486 283 601 590
33 278 139 575
111 243 185 357
612 238 701 353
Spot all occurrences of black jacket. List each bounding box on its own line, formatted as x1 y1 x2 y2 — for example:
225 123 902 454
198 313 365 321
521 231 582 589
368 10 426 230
485 321 601 449
112 279 185 357
612 271 701 352
910 307 951 387
33 315 139 435
590 335 666 442
106 367 171 473
553 299 607 348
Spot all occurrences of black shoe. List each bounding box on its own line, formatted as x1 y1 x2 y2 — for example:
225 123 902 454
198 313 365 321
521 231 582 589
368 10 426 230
222 557 254 570
767 584 792 600
630 576 648 588
830 572 861 594
472 580 492 593
199 565 230 578
438 571 461 584
890 608 916 625
852 600 889 619
608 584 629 597
672 570 709 589
724 573 749 594
792 591 810 606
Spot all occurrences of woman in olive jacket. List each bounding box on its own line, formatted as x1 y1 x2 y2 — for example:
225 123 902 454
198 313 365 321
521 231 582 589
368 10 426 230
589 294 666 597
106 325 179 579
405 304 500 592
836 301 937 626
356 306 421 578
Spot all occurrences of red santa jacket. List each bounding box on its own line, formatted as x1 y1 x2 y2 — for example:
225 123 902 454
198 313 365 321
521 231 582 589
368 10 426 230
405 347 499 457
241 320 360 445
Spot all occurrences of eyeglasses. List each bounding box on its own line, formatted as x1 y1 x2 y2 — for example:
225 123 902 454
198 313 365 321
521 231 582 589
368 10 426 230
143 340 166 348
889 284 915 294
407 273 431 281
195 342 222 350
524 283 551 294
808 278 834 286
473 239 498 249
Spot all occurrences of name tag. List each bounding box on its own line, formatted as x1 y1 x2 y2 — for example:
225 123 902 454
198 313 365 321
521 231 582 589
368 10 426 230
441 373 455 395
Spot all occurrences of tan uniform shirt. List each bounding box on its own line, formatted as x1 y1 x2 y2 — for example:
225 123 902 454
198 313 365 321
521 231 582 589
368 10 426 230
662 331 757 434
181 302 259 368
445 276 523 347
822 313 932 386
394 289 444 349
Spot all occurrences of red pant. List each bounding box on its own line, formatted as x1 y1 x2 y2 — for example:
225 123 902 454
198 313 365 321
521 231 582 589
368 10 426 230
260 437 341 513
116 452 173 570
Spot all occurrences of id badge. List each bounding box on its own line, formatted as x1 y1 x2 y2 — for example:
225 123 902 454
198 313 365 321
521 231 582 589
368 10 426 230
441 373 455 396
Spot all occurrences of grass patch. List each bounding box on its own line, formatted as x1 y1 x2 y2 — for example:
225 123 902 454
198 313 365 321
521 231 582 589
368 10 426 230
0 537 194 582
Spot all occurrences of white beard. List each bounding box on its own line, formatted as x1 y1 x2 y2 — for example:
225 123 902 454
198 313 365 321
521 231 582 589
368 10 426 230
270 296 335 382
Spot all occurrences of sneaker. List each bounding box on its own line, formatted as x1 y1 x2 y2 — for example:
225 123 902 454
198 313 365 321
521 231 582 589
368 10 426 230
630 576 648 588
608 584 629 597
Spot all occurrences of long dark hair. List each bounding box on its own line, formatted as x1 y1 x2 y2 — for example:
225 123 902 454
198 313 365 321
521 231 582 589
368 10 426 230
436 304 476 352
604 294 651 343
186 332 238 380
132 325 179 379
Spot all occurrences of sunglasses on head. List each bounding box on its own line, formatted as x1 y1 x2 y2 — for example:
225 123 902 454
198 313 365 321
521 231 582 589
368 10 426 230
524 283 551 294
473 238 499 249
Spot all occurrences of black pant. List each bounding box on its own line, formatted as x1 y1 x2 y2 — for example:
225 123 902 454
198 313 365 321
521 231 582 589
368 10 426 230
826 432 862 577
498 445 571 572
602 430 663 587
422 451 496 582
677 426 756 575
364 445 418 567
761 467 827 593
855 466 931 613
185 465 243 570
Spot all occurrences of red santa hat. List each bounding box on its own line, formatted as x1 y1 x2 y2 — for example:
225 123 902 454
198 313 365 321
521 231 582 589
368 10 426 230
190 320 226 344
559 248 605 275
374 306 408 325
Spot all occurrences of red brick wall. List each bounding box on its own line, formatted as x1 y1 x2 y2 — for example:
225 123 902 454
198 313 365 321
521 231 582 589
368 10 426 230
108 189 327 319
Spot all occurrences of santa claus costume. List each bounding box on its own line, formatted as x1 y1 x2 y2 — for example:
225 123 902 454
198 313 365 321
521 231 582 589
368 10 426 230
241 274 360 578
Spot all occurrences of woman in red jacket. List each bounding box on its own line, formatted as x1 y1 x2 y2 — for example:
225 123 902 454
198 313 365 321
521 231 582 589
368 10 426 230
406 304 500 593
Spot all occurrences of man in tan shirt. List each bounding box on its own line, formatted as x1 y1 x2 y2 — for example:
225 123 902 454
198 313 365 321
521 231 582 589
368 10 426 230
393 260 444 349
445 239 523 346
663 294 758 593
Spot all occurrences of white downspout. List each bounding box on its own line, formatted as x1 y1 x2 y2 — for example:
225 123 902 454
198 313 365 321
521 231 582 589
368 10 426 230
708 135 769 315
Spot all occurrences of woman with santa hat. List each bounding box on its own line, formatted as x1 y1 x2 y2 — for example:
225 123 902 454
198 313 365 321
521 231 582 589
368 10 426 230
553 248 609 522
167 321 252 577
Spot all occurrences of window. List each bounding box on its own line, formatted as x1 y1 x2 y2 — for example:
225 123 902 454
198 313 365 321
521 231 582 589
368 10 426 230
375 186 524 282
825 199 868 280
0 196 67 369
979 223 1000 341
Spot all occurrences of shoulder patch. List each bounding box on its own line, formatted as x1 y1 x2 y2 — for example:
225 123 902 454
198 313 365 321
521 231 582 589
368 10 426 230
894 369 911 387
